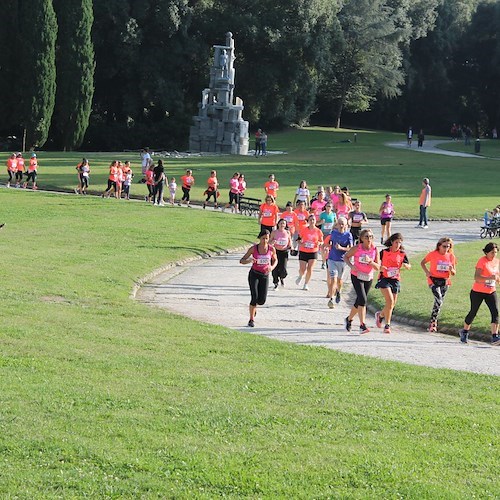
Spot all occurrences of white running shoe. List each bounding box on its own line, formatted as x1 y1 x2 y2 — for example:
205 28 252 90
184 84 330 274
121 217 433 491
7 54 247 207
295 276 302 285
303 284 309 291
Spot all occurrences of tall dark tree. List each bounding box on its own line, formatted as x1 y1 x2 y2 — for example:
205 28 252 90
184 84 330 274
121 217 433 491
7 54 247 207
50 0 95 150
17 0 58 148
319 0 406 128
0 0 19 135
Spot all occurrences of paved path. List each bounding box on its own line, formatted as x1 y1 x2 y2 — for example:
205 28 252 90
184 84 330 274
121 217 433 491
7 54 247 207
385 139 483 158
136 220 500 376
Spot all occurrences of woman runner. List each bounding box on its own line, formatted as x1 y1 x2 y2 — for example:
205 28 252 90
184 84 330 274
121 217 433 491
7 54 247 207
295 214 323 291
420 237 457 332
344 228 380 333
459 242 500 345
240 230 277 327
270 218 292 289
374 233 411 334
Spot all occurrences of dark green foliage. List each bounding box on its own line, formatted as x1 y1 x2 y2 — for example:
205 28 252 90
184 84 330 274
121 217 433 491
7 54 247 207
17 0 57 148
50 0 95 150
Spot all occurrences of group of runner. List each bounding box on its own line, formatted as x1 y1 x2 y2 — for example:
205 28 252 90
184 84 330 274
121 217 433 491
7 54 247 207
5 152 39 190
240 177 500 345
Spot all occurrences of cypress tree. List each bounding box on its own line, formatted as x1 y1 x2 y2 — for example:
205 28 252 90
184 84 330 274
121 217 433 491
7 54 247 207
17 0 58 149
0 0 19 134
51 0 95 150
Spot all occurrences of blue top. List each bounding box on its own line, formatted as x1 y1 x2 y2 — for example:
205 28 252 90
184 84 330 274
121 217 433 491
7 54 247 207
328 229 353 261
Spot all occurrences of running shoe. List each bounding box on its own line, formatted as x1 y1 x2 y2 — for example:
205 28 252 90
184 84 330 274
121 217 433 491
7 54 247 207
459 329 469 344
428 321 437 333
327 298 334 309
375 311 382 328
380 237 384 244
74 188 79 195
295 276 302 285
248 319 255 327
492 334 500 346
422 225 428 229
273 282 279 290
280 278 285 287
335 291 341 304
202 203 206 209
303 284 309 291
321 263 325 270
383 324 391 334
345 317 352 332
360 323 370 334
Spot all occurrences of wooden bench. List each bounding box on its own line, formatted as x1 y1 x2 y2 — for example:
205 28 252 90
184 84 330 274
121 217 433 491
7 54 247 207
239 196 262 217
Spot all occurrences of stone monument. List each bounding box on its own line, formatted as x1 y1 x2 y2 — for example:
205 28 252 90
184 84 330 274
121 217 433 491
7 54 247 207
189 32 249 155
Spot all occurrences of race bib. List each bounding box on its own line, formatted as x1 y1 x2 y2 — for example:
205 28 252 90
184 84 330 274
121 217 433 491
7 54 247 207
387 267 399 278
359 254 371 264
484 279 495 288
256 258 270 265
436 261 449 272
304 241 315 249
263 210 272 217
357 271 372 281
276 238 287 246
323 222 333 231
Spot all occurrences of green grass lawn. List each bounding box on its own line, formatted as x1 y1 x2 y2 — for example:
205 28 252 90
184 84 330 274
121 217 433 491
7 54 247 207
0 129 499 497
436 137 500 159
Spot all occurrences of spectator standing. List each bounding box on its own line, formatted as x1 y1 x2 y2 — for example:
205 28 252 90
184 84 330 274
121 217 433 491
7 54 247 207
260 131 268 156
140 148 151 179
254 129 262 156
417 177 432 228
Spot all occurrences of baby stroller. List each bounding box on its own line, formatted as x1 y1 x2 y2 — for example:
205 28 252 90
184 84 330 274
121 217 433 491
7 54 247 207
480 216 500 239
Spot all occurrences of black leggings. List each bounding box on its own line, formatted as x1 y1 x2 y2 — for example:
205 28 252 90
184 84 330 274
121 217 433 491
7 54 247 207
248 269 269 306
272 249 288 284
182 186 191 202
205 189 217 203
154 183 164 204
465 290 498 326
351 274 372 308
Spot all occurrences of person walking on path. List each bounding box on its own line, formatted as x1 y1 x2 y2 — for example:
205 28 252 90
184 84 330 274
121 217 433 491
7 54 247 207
259 195 279 233
224 172 240 213
344 228 380 333
295 214 323 291
374 233 411 334
379 194 394 244
264 173 279 200
459 242 500 345
270 219 292 289
240 229 277 327
179 169 194 207
420 237 457 333
153 160 166 206
6 153 16 188
417 177 431 228
418 129 425 148
407 126 413 146
260 131 268 156
203 170 219 209
23 153 38 190
325 217 352 308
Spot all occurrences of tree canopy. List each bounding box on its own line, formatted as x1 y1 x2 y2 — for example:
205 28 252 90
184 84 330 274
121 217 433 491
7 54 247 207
0 0 497 150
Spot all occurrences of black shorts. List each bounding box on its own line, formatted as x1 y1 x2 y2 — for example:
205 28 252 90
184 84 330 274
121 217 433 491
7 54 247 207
380 218 392 226
375 277 401 294
299 251 317 262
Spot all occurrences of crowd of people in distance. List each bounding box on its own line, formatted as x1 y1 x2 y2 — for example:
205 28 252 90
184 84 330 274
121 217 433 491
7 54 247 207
5 152 39 190
240 175 500 346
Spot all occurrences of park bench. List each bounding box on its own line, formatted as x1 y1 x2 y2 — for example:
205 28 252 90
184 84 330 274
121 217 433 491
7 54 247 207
239 196 262 217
